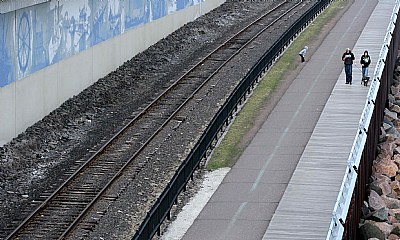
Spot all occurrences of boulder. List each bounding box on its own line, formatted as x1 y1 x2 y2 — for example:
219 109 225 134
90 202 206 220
370 182 383 195
394 154 400 167
391 86 398 96
385 118 396 128
387 127 400 139
360 220 392 239
370 207 389 222
374 222 394 237
391 104 400 114
385 109 399 122
388 233 400 240
362 206 372 219
380 180 393 196
395 99 400 107
369 190 386 211
392 85 400 95
387 134 397 142
381 126 388 142
388 215 398 223
373 159 398 178
388 93 395 104
392 223 400 236
370 180 392 196
394 119 400 128
391 180 400 194
382 196 400 209
390 209 400 221
385 122 395 131
372 173 391 182
378 142 396 159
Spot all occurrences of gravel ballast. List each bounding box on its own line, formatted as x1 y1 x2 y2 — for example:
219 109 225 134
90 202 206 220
0 1 314 238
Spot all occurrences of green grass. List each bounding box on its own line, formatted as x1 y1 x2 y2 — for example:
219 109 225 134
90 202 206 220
206 0 348 170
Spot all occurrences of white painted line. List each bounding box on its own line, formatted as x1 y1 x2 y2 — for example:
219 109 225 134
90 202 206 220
160 167 230 240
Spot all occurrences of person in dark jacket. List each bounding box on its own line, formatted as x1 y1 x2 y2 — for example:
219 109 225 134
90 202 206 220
360 50 371 78
342 48 355 84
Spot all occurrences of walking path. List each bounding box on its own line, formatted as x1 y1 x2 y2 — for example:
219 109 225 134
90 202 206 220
162 0 382 239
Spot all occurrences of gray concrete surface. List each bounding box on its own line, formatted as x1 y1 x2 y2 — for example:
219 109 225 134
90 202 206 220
177 0 378 239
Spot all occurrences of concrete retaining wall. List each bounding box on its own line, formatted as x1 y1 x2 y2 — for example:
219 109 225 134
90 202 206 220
0 0 225 145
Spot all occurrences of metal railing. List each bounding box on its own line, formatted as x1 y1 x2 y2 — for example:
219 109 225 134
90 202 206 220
326 1 400 239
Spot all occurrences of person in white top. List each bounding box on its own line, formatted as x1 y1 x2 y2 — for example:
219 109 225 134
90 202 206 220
298 46 308 62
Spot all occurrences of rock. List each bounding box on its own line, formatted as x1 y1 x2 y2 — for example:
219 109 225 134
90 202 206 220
391 181 400 194
382 196 400 209
381 126 388 142
385 118 396 127
392 86 399 95
387 134 397 142
370 207 389 222
385 122 395 131
395 93 400 101
394 119 400 128
391 104 400 114
388 127 400 139
369 190 386 211
370 182 384 195
376 180 392 196
372 173 391 182
362 201 372 218
393 86 400 97
375 222 394 237
394 155 400 167
392 223 400 236
373 159 398 178
388 94 395 104
360 220 392 239
379 141 397 157
386 109 399 122
388 215 398 223
388 233 400 240
390 209 400 221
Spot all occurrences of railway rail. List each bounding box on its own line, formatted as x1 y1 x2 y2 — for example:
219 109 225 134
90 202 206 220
4 1 309 239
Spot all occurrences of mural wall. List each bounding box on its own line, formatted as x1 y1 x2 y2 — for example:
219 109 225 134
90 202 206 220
0 0 202 87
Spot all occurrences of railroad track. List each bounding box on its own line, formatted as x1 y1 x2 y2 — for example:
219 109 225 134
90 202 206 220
4 1 306 239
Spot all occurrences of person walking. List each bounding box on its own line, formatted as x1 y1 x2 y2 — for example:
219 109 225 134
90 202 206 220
360 50 371 79
342 48 355 84
299 46 308 62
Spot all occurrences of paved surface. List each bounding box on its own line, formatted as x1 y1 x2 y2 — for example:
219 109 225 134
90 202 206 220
181 0 378 239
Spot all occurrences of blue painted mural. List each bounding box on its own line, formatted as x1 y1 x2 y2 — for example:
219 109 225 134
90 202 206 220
0 12 15 87
0 0 203 88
